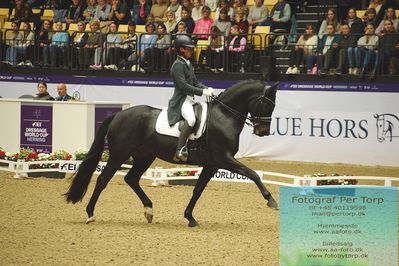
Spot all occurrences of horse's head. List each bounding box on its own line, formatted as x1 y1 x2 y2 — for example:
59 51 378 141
374 114 385 142
249 82 278 137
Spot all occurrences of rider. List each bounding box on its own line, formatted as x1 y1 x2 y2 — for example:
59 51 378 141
168 35 214 162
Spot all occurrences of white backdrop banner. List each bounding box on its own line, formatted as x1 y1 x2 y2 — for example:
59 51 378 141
0 74 398 166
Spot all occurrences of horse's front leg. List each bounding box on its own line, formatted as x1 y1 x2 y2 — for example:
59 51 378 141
221 157 278 210
184 166 218 227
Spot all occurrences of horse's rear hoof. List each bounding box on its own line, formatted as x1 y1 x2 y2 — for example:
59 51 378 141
188 220 199 227
267 198 279 210
86 216 96 224
144 207 153 223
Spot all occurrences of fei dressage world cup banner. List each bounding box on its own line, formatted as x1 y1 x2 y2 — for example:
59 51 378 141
1 74 398 166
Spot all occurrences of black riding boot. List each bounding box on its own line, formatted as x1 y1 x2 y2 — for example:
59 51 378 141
173 121 193 162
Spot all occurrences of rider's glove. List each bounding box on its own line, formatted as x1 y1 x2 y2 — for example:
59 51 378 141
202 88 213 97
207 87 214 93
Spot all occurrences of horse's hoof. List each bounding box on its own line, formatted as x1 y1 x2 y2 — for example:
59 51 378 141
144 207 153 223
188 220 199 227
267 198 279 210
86 216 96 224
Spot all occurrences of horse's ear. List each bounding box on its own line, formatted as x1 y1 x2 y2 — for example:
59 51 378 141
373 114 378 119
264 82 279 97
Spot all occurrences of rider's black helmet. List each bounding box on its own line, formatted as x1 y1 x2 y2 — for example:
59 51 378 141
175 35 195 48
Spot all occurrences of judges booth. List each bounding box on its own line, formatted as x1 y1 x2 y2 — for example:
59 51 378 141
0 99 130 154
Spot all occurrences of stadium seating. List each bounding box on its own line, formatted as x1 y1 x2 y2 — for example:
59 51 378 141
40 9 55 21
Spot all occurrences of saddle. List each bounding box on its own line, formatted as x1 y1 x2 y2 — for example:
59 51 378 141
155 102 208 140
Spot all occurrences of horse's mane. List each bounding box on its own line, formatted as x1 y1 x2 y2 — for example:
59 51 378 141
215 79 266 101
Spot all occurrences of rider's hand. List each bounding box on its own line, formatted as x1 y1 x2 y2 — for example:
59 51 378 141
207 87 214 93
202 89 213 97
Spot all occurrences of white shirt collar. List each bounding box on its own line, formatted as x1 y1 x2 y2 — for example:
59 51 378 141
179 55 191 66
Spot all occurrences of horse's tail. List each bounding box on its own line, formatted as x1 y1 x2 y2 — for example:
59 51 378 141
65 114 116 204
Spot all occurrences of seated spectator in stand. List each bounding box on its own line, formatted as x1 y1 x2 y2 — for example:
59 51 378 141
222 24 246 72
215 0 234 21
133 0 151 25
181 0 193 13
173 7 195 33
204 0 218 12
150 0 168 24
212 8 232 36
128 22 157 72
82 0 97 22
389 38 399 75
248 0 268 30
103 22 122 70
4 22 22 66
191 0 203 22
38 19 53 67
50 21 69 67
333 24 358 75
232 0 248 19
376 19 397 75
70 21 88 69
85 20 103 69
94 0 112 22
368 0 387 26
318 8 340 38
11 0 34 24
343 8 364 37
33 82 55 100
120 20 137 69
355 23 379 79
286 23 317 74
51 0 72 23
65 0 85 24
261 0 291 32
199 25 224 71
361 8 378 28
55 83 75 101
192 6 213 40
231 7 248 34
151 23 171 71
306 24 338 74
167 0 182 22
146 13 155 24
376 7 398 34
14 22 35 66
107 0 131 25
164 10 178 33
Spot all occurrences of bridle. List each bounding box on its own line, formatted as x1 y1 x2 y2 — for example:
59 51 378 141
209 92 275 128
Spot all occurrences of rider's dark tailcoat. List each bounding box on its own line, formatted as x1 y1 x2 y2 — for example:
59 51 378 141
167 56 206 126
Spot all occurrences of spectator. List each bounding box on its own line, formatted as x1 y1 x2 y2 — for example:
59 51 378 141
215 0 234 21
94 0 112 22
212 8 231 36
129 22 157 72
376 7 398 34
335 24 358 75
51 0 72 23
103 22 122 70
55 83 75 101
286 23 318 74
318 8 340 38
232 0 248 19
247 0 269 29
82 0 97 22
120 20 137 69
191 0 203 22
342 8 364 37
204 0 218 12
193 6 213 39
167 0 182 22
181 0 193 13
262 0 291 32
70 21 88 69
164 10 178 33
361 8 378 27
85 20 103 69
107 0 131 25
65 0 85 24
231 7 248 34
355 23 379 79
151 23 171 71
316 23 340 75
33 82 55 100
176 21 187 35
376 19 397 75
4 21 22 66
368 0 387 26
225 24 246 72
15 22 35 66
50 21 69 67
133 0 151 25
38 19 53 67
199 25 224 71
389 38 399 75
150 0 168 24
173 7 195 33
11 0 34 24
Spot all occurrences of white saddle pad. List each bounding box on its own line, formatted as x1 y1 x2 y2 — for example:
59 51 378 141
155 103 208 140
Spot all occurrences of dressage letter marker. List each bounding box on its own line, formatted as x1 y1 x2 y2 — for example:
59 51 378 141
279 187 398 266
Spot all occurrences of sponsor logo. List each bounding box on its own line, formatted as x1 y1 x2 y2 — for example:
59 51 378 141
374 113 399 142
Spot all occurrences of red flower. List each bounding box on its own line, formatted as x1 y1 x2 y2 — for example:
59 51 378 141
64 154 72 160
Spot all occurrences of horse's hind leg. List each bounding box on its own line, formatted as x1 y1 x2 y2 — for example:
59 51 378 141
124 157 155 223
85 160 121 224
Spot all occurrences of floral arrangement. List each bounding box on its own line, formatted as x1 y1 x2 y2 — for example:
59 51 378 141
312 173 358 186
167 170 200 177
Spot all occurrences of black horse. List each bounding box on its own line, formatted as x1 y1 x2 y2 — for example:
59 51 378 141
65 79 279 227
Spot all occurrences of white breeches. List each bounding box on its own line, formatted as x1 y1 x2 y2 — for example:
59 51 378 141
181 99 196 127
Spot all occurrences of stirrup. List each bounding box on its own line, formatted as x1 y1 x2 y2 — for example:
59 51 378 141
173 146 188 162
